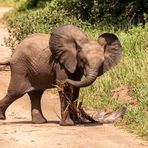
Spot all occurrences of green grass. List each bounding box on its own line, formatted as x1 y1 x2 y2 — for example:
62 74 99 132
4 1 148 140
80 25 148 140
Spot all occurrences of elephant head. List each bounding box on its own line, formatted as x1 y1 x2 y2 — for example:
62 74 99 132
49 25 122 88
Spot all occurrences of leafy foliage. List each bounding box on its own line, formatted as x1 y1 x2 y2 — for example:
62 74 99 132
5 0 94 49
52 0 148 27
5 0 148 47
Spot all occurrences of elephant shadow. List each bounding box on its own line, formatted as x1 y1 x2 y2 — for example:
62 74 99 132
0 120 102 126
0 120 59 125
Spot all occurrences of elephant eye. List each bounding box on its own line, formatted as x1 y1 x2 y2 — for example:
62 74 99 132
82 58 87 65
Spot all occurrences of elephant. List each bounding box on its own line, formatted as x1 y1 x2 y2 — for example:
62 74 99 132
0 25 122 126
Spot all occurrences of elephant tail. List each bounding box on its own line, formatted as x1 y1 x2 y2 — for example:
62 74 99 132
0 60 10 71
0 60 10 65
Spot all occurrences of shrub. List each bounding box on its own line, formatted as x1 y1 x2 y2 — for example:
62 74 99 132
5 0 94 49
57 0 148 27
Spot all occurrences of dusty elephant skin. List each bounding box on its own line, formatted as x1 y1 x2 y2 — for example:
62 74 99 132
0 25 122 126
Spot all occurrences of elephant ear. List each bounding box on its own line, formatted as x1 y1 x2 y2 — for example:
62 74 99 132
49 25 87 73
98 33 122 73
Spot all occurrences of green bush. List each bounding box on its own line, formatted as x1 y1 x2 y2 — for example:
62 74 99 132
5 0 94 49
5 0 148 48
57 0 147 27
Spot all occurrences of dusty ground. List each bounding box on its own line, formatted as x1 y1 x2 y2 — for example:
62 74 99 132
0 7 148 148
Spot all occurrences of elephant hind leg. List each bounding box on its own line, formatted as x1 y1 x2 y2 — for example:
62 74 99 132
28 90 47 124
0 74 34 120
0 93 25 120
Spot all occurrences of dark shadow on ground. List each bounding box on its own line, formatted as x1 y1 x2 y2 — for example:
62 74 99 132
0 120 103 126
0 120 59 125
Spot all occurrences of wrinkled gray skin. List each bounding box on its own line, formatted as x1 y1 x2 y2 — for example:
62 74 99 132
0 25 122 125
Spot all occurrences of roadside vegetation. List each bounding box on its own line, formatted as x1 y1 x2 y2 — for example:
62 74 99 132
0 0 16 6
1 0 148 140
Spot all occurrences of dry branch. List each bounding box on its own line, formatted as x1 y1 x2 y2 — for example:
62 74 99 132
56 81 126 124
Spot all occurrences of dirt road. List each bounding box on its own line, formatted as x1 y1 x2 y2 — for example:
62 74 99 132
0 7 147 148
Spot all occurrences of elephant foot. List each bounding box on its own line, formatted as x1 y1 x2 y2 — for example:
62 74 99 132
70 112 79 124
32 115 47 124
59 118 75 126
32 109 47 124
0 108 6 120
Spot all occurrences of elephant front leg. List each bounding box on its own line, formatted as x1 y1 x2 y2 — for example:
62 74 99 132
58 91 75 126
69 87 80 123
28 90 47 124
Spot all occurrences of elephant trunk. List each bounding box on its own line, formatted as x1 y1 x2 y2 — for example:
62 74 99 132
66 69 98 88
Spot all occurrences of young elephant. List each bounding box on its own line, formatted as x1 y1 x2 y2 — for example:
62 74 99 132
0 25 122 125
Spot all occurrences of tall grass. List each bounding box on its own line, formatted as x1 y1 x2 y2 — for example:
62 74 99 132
80 25 148 139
